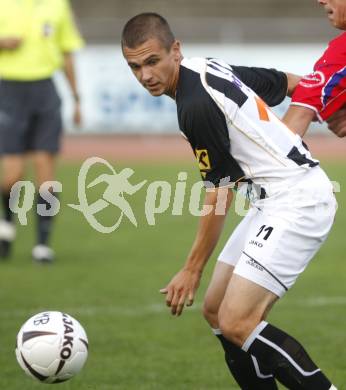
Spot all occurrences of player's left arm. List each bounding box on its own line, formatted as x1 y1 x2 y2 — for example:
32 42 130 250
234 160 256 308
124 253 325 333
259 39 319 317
232 66 301 106
59 0 84 126
285 72 302 97
63 53 81 126
282 105 315 137
160 187 233 316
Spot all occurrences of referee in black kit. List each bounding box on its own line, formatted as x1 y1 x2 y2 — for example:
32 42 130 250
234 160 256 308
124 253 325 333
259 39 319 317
0 0 84 262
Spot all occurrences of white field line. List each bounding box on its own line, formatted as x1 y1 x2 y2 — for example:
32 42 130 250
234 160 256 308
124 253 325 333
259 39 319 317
0 303 179 320
302 296 346 306
1 296 346 320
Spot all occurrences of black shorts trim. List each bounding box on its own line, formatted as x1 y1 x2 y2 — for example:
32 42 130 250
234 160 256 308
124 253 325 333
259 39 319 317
242 251 288 291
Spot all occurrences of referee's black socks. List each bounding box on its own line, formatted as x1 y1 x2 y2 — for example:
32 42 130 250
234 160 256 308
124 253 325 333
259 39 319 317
242 321 333 390
36 192 58 246
1 190 14 222
213 328 278 389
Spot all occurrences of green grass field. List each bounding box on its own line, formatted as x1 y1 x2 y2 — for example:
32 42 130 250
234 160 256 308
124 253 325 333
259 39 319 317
0 161 345 390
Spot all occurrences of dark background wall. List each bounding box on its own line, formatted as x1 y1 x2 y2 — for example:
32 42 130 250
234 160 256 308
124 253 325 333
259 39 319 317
71 0 337 43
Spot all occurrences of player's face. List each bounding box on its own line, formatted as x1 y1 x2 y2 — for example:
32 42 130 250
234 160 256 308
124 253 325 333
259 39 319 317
123 38 182 97
318 0 346 29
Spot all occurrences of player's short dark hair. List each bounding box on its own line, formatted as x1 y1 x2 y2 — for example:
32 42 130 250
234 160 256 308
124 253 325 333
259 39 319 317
121 13 175 52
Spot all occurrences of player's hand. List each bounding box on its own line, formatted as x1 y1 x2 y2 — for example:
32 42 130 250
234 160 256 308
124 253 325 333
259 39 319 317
327 108 346 138
160 268 201 316
0 37 23 50
73 102 82 127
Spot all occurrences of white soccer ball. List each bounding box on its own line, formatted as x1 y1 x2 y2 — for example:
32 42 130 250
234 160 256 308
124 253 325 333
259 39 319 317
15 311 88 384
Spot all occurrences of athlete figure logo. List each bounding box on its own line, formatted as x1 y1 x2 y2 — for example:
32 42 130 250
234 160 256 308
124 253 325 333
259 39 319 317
87 169 145 226
69 157 147 233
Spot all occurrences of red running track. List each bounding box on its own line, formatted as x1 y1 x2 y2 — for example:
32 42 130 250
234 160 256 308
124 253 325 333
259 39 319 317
61 134 346 162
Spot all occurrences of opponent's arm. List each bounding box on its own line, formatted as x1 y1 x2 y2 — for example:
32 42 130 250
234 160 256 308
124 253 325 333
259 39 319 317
160 187 233 316
63 52 81 126
327 107 346 137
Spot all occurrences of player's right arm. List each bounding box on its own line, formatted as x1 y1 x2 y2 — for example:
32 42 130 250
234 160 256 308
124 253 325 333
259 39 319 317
163 60 245 316
160 187 233 316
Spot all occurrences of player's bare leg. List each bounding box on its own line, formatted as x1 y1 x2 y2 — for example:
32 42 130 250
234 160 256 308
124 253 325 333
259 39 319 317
0 155 25 258
219 274 335 389
203 261 233 328
203 261 278 389
32 151 57 263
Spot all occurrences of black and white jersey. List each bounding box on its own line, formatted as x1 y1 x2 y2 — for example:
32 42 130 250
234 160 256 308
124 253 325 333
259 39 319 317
176 57 318 195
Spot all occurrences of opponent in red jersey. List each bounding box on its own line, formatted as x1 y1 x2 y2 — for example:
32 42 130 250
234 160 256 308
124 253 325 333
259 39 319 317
283 33 346 136
291 33 346 122
283 0 346 137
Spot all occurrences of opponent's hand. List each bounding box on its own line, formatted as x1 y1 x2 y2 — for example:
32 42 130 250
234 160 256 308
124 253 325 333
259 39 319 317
0 37 23 50
327 108 346 138
160 268 201 316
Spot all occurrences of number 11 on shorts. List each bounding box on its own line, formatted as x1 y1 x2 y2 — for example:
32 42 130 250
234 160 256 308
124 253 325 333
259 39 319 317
256 225 274 240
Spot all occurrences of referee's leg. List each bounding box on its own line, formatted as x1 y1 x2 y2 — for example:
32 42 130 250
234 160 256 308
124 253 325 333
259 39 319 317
31 79 62 263
33 152 56 186
2 155 25 199
32 151 58 262
0 155 25 257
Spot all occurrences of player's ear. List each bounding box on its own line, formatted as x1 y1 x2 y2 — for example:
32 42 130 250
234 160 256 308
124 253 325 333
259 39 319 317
171 40 181 60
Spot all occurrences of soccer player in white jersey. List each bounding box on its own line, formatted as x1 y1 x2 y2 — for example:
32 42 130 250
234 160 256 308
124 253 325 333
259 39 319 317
122 13 338 390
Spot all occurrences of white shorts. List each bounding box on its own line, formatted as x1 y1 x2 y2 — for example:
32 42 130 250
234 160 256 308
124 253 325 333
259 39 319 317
218 167 337 297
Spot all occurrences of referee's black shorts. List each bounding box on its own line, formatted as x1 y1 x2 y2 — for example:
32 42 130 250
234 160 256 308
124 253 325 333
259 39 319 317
0 79 62 155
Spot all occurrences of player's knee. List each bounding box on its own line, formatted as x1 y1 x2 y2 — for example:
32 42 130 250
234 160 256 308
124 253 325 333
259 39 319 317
218 318 243 347
202 300 219 328
218 313 258 347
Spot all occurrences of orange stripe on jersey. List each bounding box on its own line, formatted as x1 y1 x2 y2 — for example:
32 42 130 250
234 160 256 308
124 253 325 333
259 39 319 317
255 96 270 122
